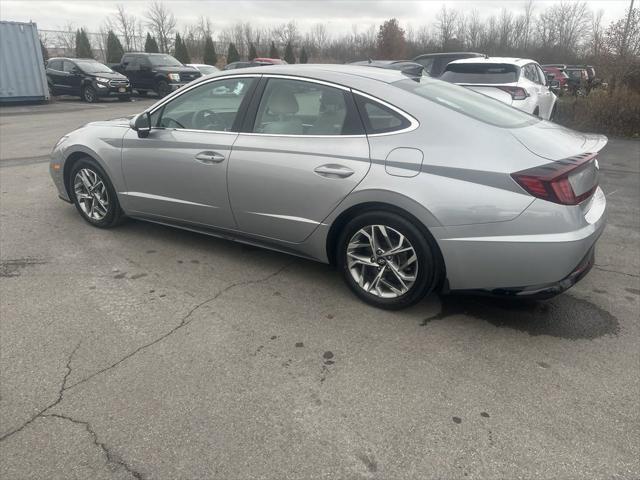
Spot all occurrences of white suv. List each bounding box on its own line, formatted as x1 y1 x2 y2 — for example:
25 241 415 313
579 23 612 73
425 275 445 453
441 57 557 120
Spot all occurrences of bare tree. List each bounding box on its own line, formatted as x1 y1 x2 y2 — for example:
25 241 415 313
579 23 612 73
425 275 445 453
109 4 137 51
435 6 459 50
590 9 605 58
145 1 176 53
465 10 483 51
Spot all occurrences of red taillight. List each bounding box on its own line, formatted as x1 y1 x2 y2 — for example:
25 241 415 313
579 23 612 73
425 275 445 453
497 86 529 100
511 154 598 205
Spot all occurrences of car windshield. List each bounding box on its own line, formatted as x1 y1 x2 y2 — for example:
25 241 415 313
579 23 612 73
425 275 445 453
394 77 540 128
566 70 583 79
149 55 182 67
441 63 519 84
76 61 114 74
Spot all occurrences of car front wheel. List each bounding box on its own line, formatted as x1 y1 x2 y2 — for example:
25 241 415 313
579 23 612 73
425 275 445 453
337 211 439 310
82 86 97 103
157 80 171 97
70 159 124 228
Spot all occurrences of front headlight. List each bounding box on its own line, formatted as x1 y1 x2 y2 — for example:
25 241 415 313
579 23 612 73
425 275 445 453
167 73 181 82
96 77 110 84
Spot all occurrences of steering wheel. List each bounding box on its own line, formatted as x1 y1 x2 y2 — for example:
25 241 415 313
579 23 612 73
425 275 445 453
162 117 185 129
194 109 226 131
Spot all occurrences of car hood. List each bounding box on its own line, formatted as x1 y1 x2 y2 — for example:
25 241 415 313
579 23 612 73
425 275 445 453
87 71 127 80
510 121 608 160
85 116 134 128
153 66 200 74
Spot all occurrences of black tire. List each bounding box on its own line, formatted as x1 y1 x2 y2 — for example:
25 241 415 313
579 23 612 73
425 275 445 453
82 86 98 103
69 158 124 228
137 90 148 96
337 210 440 310
156 80 171 98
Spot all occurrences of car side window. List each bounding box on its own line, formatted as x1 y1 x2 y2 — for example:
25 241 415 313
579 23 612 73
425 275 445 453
125 56 139 70
48 60 62 71
354 95 410 134
63 61 76 73
154 77 256 131
252 78 363 136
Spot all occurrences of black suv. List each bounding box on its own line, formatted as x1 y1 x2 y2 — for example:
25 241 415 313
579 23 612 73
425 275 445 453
412 52 485 77
111 53 201 97
46 58 131 102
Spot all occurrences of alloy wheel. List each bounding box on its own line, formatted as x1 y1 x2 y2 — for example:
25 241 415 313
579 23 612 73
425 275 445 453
346 224 418 298
73 168 109 221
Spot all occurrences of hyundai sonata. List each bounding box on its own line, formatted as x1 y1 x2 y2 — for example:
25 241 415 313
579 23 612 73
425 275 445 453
50 65 606 309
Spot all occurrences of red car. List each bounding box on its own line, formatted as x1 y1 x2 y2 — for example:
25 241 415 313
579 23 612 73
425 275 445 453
542 66 569 89
252 57 288 65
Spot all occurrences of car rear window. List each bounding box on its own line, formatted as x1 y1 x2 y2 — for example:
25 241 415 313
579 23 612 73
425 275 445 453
441 63 519 84
394 77 540 128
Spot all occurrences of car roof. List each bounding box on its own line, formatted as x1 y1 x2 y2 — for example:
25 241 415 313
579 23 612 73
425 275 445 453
48 57 97 62
414 52 484 58
213 64 407 84
448 57 536 66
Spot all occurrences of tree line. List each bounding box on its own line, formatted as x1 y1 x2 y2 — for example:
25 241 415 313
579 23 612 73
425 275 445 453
40 0 638 86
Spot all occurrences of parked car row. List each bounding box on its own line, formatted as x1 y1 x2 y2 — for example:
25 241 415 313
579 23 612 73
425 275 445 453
542 64 602 96
45 54 292 102
351 53 559 120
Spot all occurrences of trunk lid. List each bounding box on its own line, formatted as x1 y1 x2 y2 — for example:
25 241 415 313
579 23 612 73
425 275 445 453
510 120 607 160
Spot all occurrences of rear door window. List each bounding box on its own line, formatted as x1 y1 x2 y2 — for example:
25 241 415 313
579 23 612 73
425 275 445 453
62 61 76 73
354 95 410 134
441 63 519 84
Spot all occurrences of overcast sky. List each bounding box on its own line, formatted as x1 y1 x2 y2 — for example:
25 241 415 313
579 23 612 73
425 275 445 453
1 0 632 36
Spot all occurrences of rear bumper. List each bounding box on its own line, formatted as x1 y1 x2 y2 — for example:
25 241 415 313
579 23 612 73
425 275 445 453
436 187 607 294
452 245 596 299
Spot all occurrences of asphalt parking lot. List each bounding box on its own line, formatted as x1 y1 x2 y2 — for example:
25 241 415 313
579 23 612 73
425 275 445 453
0 99 638 479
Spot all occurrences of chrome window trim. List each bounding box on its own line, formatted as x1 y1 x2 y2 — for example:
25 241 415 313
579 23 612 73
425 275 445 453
143 72 419 138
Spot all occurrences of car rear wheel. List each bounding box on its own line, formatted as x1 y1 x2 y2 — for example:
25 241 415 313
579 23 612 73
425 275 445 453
337 211 439 310
82 86 97 103
70 159 124 228
157 80 171 98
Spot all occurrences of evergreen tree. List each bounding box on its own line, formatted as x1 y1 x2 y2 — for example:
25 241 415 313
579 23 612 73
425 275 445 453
203 36 217 66
39 38 48 63
174 33 190 64
227 42 240 64
106 30 124 63
284 42 295 64
248 43 258 60
269 41 279 59
299 47 308 64
144 33 159 53
75 28 94 58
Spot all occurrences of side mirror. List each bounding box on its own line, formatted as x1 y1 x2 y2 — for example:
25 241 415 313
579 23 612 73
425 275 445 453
131 112 151 138
550 80 560 89
546 73 555 81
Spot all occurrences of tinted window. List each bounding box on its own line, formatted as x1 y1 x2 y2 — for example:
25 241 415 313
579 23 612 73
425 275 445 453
253 79 362 135
355 95 410 134
62 61 76 73
441 63 519 84
395 77 540 128
48 60 62 71
522 64 537 82
155 77 256 131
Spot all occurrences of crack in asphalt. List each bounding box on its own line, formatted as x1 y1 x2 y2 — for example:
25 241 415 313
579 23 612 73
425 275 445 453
42 413 144 480
0 262 292 446
0 342 80 442
594 265 640 278
66 261 293 390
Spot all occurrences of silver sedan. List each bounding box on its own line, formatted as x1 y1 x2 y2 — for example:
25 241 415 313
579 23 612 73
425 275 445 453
50 65 606 309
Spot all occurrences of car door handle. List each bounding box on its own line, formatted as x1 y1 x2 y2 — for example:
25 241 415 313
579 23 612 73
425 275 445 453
314 164 354 178
195 151 225 164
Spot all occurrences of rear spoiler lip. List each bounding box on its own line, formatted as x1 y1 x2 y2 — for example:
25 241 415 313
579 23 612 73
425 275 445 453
510 129 608 162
